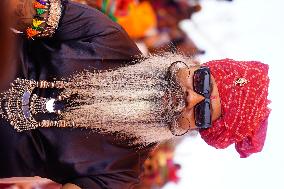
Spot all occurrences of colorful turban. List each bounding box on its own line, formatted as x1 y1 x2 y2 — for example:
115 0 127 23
200 59 271 158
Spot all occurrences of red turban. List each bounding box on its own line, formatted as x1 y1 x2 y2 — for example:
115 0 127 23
200 59 271 158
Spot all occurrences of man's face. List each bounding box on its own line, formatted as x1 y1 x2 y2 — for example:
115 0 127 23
42 56 221 145
173 66 222 131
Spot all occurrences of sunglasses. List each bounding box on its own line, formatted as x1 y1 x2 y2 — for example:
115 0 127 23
168 62 212 136
193 66 212 129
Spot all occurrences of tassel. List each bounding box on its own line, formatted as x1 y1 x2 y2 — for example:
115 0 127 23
26 28 40 39
36 8 47 15
36 0 48 6
32 19 45 28
34 1 47 9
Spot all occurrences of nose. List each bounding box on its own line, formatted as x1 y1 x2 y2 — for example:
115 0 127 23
185 88 205 109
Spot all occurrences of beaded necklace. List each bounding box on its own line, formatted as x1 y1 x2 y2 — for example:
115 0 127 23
0 78 75 132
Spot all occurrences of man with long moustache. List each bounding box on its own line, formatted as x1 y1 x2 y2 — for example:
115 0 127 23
0 0 270 189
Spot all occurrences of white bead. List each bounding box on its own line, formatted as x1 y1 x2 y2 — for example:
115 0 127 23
46 98 56 113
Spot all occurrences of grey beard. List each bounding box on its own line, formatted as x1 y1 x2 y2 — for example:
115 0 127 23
62 53 197 146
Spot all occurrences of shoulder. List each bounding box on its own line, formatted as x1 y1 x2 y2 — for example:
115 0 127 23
53 1 142 59
37 128 155 187
56 1 126 40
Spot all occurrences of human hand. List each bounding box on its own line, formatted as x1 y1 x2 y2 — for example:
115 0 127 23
61 183 82 189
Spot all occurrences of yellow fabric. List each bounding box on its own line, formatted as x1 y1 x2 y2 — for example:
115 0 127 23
32 19 45 28
117 2 157 39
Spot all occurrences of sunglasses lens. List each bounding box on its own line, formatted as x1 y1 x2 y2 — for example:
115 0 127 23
193 67 211 98
195 100 211 128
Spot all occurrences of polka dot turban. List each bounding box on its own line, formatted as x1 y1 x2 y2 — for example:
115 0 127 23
200 59 271 158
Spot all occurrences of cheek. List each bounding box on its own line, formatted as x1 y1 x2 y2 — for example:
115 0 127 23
210 95 218 100
210 77 222 121
183 77 193 90
178 109 195 129
211 98 222 121
177 69 193 89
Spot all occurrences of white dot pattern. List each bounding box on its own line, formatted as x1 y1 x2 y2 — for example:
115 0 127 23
200 59 270 157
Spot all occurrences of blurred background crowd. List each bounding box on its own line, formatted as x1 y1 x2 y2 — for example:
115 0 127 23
74 0 205 57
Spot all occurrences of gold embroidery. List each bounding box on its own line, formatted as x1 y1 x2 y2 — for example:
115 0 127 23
235 78 248 86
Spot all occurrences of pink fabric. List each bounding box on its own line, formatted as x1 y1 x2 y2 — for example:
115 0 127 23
236 116 269 158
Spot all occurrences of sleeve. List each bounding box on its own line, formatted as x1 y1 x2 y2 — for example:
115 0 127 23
38 128 155 189
25 1 143 79
54 1 142 61
69 172 140 189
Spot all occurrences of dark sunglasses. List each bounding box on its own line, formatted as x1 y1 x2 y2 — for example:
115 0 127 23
193 66 212 129
168 62 212 136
